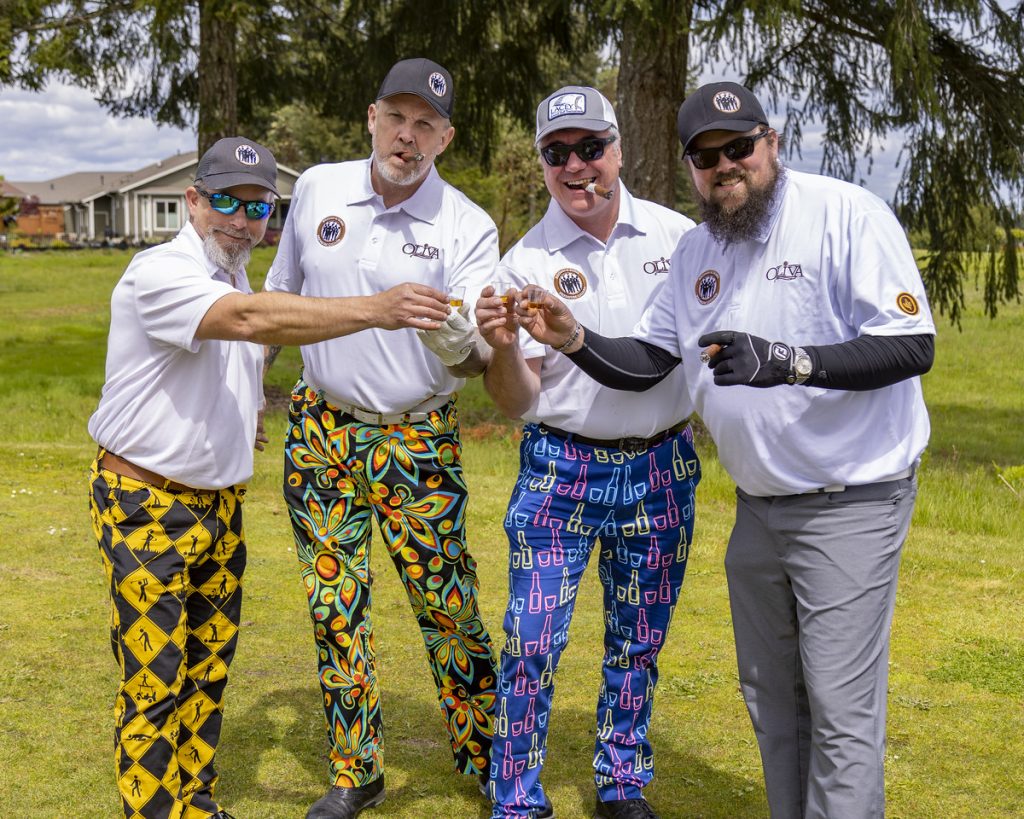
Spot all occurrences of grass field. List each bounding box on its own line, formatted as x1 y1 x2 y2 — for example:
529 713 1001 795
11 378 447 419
0 247 1021 818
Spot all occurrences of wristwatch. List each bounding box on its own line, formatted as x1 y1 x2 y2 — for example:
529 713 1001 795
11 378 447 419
789 346 813 385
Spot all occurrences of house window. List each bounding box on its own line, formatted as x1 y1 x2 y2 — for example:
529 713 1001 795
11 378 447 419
154 199 180 231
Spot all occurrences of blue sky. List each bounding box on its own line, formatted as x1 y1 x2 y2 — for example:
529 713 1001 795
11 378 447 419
0 81 904 200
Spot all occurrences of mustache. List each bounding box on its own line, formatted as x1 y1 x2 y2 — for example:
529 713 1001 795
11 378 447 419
211 226 253 243
714 171 746 185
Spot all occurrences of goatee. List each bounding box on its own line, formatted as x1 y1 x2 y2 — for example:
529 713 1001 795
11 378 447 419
697 163 785 244
203 230 253 277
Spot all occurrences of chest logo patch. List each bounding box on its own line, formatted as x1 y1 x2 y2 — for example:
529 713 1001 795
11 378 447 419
553 268 588 299
896 292 920 315
695 270 721 304
402 242 440 260
766 261 803 281
317 216 345 247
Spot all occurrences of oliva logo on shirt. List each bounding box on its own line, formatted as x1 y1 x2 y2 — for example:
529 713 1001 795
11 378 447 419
765 261 804 281
402 242 441 260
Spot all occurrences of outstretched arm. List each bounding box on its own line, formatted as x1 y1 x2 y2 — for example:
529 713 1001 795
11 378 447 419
196 282 449 345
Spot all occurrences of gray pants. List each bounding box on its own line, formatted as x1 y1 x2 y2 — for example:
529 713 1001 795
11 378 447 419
725 476 917 819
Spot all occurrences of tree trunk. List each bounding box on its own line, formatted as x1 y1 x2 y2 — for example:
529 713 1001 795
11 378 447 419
616 1 691 208
197 0 238 155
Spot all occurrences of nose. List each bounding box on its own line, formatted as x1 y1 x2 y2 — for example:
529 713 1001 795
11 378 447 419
564 150 588 173
227 208 248 230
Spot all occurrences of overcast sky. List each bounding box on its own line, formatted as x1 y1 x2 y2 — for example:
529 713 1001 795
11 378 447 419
0 81 904 200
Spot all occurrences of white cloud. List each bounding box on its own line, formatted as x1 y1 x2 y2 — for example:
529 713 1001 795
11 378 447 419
0 83 195 181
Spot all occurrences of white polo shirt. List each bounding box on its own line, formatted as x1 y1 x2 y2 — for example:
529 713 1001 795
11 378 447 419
88 222 263 489
265 159 499 413
500 186 696 439
637 169 934 496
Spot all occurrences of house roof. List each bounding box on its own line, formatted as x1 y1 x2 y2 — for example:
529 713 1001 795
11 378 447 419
1 179 28 198
9 149 299 205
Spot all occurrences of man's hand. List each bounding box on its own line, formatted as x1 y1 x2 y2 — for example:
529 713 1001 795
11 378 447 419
370 283 450 330
254 409 269 452
416 303 478 366
698 330 795 387
516 287 579 349
475 285 519 351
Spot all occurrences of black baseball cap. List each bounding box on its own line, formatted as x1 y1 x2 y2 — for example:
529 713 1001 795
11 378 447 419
376 57 454 119
676 82 768 152
195 136 278 195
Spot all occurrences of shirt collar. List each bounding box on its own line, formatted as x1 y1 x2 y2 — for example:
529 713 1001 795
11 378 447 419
349 156 444 224
541 182 644 252
179 221 220 278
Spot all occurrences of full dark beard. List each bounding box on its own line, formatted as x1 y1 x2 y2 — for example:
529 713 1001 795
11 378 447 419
696 163 785 244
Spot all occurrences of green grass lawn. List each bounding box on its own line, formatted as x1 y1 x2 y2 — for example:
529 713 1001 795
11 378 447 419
0 248 1020 818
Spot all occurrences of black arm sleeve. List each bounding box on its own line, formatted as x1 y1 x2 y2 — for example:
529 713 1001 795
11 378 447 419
806 333 934 390
564 326 681 391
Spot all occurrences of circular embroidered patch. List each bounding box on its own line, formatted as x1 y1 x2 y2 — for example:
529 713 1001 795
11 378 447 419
317 216 346 247
896 292 919 315
553 268 588 299
712 91 741 114
695 270 721 305
234 144 260 165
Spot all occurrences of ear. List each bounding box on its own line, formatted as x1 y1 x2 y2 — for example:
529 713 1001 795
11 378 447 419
185 186 202 218
435 124 456 156
367 103 378 136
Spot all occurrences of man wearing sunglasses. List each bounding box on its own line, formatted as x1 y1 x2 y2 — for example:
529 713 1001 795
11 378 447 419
263 58 500 819
88 135 458 819
516 81 935 819
474 85 701 819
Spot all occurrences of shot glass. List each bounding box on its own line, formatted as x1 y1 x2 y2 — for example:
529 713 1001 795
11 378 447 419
494 279 511 305
448 285 466 308
525 285 545 310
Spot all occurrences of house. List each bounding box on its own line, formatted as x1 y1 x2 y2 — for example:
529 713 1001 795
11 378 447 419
7 150 300 243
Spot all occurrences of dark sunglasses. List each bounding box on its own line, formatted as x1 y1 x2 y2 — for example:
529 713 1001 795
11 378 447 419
196 187 276 220
540 135 617 167
685 129 771 170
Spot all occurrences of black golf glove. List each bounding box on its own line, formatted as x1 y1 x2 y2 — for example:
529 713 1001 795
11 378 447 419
698 330 796 387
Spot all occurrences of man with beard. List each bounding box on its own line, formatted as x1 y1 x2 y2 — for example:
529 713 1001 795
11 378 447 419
512 81 935 819
264 58 500 819
474 85 700 819
89 136 453 819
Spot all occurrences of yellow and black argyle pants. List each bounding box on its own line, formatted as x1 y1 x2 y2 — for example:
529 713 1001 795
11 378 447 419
284 380 497 787
89 460 246 819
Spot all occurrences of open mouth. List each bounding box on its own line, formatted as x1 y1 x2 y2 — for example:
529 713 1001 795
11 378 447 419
565 177 597 190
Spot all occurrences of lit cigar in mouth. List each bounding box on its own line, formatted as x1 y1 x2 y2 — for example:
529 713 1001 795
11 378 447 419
585 182 614 200
699 343 723 364
399 151 424 162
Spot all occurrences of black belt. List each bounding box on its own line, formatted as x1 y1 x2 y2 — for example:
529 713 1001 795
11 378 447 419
539 421 689 455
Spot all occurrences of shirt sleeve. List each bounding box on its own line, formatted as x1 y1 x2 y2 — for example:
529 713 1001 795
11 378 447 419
133 252 235 352
265 171 307 294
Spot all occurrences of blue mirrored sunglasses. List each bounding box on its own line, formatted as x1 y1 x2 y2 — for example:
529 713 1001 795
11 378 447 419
196 187 276 220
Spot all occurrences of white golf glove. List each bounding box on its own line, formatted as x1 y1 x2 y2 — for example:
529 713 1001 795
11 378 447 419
417 304 478 366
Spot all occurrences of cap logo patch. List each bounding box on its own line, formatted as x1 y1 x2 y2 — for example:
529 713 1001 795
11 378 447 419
695 270 721 304
712 91 741 114
896 292 920 315
553 267 587 299
548 93 586 121
428 72 447 97
235 144 260 165
317 216 345 247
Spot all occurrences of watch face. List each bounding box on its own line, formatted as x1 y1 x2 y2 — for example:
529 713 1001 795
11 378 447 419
795 356 813 376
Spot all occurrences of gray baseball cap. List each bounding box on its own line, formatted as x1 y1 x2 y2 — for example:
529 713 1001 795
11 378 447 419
195 136 278 195
676 82 768 152
535 86 617 143
377 57 455 119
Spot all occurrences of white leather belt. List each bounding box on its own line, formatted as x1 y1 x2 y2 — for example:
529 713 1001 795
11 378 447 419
308 382 451 425
804 464 916 494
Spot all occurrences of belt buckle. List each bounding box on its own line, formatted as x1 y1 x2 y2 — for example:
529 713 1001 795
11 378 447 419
618 436 646 456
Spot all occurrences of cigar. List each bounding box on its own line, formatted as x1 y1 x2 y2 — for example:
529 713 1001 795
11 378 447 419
400 151 424 162
699 343 723 364
585 182 614 200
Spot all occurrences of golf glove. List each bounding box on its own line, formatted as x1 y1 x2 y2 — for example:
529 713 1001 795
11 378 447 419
698 330 795 387
417 304 478 366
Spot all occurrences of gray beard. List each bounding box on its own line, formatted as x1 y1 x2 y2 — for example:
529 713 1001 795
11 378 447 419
203 230 252 277
697 163 785 244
